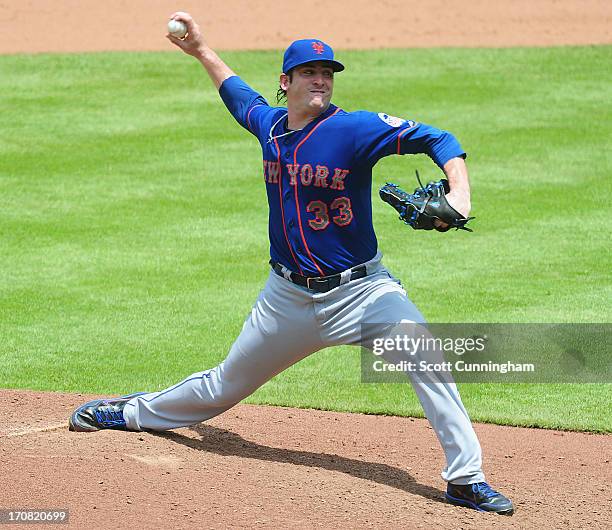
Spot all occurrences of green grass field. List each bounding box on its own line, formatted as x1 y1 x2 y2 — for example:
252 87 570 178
1 46 610 432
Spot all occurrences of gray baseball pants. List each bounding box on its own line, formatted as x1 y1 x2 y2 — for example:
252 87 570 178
123 253 485 484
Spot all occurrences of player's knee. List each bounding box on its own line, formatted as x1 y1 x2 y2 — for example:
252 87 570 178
205 381 253 408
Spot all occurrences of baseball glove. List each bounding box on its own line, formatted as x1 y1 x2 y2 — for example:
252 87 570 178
379 171 474 232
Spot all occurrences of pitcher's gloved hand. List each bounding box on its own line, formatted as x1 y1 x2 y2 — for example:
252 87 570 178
379 171 475 232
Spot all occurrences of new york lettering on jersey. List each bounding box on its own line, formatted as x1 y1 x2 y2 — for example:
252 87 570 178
219 76 465 277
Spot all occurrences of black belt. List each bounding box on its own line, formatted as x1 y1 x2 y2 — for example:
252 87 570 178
270 260 368 293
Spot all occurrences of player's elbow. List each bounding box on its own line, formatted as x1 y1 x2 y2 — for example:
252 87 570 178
429 132 465 170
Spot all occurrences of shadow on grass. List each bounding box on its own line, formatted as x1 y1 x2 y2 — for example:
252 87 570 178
152 424 446 504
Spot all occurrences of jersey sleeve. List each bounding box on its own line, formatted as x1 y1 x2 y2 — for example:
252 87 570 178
353 111 466 169
218 76 270 138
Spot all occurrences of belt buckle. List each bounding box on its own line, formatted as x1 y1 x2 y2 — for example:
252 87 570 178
306 275 327 291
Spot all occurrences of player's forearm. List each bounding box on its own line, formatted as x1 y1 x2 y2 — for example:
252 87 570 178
166 12 236 90
193 47 236 90
443 157 471 218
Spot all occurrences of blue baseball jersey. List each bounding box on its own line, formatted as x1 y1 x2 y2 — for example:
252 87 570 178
219 76 466 277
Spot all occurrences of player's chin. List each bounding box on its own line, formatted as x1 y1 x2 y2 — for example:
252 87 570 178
308 95 330 111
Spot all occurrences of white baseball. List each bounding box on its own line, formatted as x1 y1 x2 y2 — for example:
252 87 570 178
168 19 187 38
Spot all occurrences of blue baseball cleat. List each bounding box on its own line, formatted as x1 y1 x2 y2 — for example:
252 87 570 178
68 392 147 432
445 482 514 515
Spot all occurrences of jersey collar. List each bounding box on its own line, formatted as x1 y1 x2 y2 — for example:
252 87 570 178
268 104 338 144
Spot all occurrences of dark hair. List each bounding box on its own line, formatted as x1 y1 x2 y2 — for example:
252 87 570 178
276 70 293 104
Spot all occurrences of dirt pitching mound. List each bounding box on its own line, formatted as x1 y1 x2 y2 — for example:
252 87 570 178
1 390 610 528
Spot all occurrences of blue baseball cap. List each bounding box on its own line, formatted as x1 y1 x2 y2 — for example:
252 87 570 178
282 39 345 74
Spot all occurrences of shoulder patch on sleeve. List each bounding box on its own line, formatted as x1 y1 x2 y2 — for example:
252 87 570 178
378 112 408 127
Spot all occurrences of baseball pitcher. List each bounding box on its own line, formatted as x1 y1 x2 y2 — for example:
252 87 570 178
69 12 513 515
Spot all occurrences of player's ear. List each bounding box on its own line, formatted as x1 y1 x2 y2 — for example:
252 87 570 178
280 73 291 91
